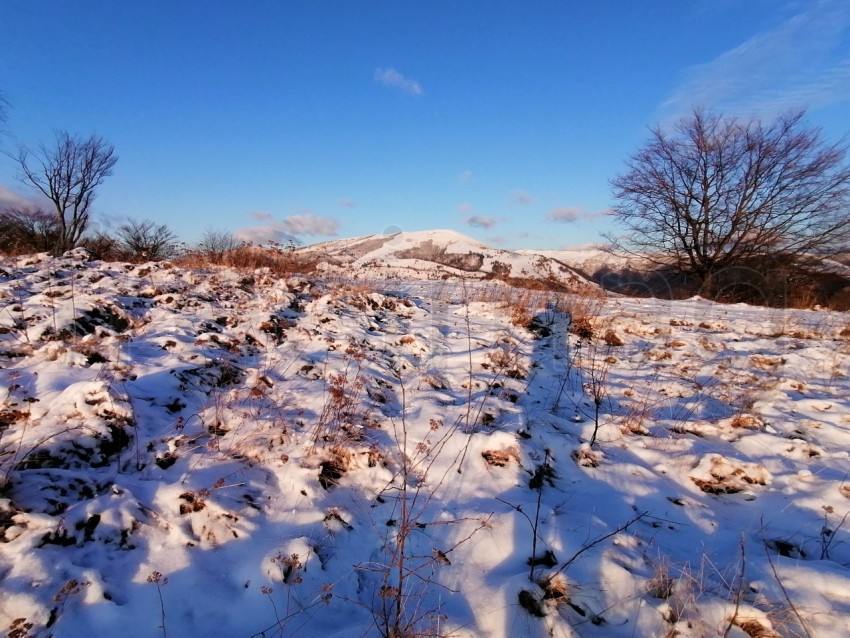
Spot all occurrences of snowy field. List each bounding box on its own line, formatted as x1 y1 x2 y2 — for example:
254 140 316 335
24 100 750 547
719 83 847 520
1 249 850 637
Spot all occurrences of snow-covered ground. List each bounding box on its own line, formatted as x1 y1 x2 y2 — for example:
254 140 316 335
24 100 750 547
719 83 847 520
1 249 850 637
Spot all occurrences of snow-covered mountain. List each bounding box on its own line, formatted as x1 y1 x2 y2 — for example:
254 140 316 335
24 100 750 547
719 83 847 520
297 229 593 291
1 249 850 637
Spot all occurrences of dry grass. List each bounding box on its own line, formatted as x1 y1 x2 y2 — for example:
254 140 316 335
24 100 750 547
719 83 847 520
641 551 802 638
481 446 520 467
176 245 320 276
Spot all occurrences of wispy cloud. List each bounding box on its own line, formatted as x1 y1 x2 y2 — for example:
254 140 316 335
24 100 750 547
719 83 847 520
458 169 474 184
547 207 585 223
457 202 476 214
662 0 850 119
236 212 340 244
280 213 340 236
547 208 582 223
0 183 39 210
546 206 607 224
489 231 530 247
509 189 534 206
338 198 356 209
374 67 423 96
465 215 502 229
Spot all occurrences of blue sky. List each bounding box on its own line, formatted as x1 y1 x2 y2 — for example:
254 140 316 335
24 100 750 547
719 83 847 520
2 0 850 250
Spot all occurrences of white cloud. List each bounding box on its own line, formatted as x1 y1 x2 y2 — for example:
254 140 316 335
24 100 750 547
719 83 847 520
235 212 340 244
235 225 298 246
374 67 423 96
457 202 476 214
465 215 502 229
458 170 474 184
338 198 356 209
250 211 273 221
662 0 850 119
509 190 534 206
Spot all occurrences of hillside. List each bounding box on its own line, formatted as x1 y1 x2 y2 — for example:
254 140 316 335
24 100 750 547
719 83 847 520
296 230 593 292
1 249 850 637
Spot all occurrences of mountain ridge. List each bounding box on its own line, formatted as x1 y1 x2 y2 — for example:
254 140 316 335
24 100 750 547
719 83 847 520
296 229 595 291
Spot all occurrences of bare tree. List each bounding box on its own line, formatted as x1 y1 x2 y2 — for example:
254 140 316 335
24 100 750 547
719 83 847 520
14 131 117 253
116 218 181 262
607 109 850 294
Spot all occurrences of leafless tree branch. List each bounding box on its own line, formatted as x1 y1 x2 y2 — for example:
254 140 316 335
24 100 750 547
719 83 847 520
607 108 850 294
14 131 117 253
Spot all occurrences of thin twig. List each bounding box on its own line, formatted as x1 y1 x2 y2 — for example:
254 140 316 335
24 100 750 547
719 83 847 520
723 534 746 638
529 450 551 582
765 546 812 638
556 511 648 574
821 509 850 560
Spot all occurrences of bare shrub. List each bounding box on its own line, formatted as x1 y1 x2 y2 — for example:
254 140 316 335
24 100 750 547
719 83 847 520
180 232 318 276
0 207 61 255
223 244 318 276
193 229 240 264
311 343 368 451
365 375 488 638
566 288 605 340
115 219 181 262
80 231 121 260
509 291 535 328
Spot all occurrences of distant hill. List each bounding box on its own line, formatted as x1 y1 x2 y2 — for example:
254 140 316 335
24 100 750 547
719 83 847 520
296 229 595 292
289 229 850 306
